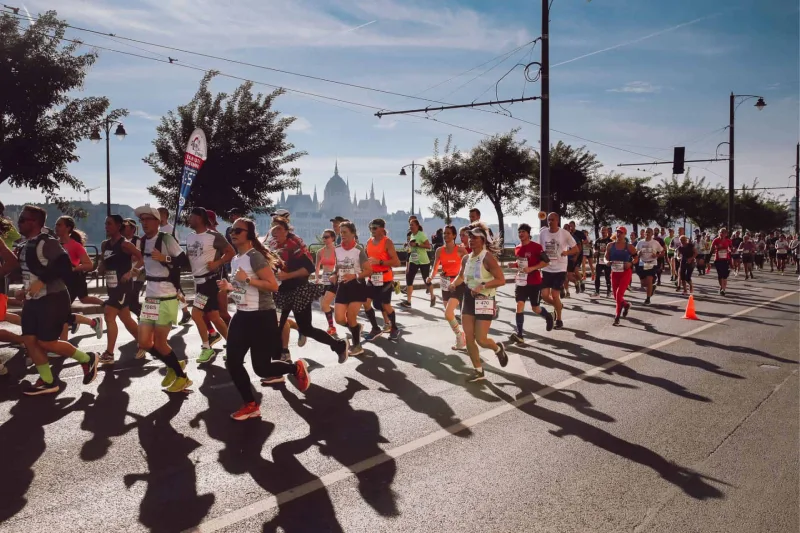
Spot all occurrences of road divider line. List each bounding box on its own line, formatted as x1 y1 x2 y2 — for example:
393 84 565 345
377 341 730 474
192 288 799 533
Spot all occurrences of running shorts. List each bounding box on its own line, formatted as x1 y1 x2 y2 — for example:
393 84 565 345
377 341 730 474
105 282 133 310
406 263 431 287
193 279 220 312
515 284 542 307
139 296 179 326
541 271 566 290
636 266 657 279
714 260 730 280
441 277 464 304
21 291 71 341
742 254 754 264
335 280 367 305
461 291 495 321
368 282 393 306
66 272 89 303
325 282 338 295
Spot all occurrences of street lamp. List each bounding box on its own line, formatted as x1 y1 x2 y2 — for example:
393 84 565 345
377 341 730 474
91 113 128 216
728 93 766 230
399 162 424 216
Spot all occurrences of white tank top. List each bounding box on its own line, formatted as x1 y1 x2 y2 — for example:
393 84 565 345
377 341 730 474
335 246 362 277
465 250 495 297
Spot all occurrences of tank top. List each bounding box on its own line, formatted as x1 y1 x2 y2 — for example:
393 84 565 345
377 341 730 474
366 236 393 282
102 236 132 289
465 250 495 297
438 245 462 277
319 247 336 268
608 240 632 273
334 245 363 277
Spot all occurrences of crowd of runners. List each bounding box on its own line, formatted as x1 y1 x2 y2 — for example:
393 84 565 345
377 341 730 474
1 200 798 420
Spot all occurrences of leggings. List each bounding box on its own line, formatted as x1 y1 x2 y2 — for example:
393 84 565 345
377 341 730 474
278 304 341 352
611 269 632 318
226 309 296 404
406 262 432 287
595 264 611 293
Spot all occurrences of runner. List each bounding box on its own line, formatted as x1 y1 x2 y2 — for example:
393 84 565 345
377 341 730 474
635 228 664 305
186 207 234 364
564 221 585 296
767 231 779 272
218 217 310 421
775 234 789 273
508 223 554 344
738 232 756 280
330 221 371 356
122 219 144 318
97 214 144 365
539 213 579 330
665 228 677 282
363 218 402 341
205 209 231 330
459 226 472 253
605 226 637 326
329 216 345 245
581 229 595 287
157 207 174 235
676 235 697 294
452 223 508 382
731 231 744 277
315 228 338 337
754 233 767 272
653 228 666 286
0 237 24 375
592 226 612 297
710 228 733 295
399 218 434 308
134 205 192 392
428 224 467 350
16 205 99 395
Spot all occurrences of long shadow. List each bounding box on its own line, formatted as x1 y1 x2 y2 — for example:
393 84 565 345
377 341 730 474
689 337 798 365
486 382 727 501
123 394 214 533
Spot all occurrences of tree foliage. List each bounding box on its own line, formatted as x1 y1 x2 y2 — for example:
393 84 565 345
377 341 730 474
609 176 660 234
145 71 304 216
530 141 602 217
571 172 627 238
0 10 112 213
735 184 791 232
418 135 479 224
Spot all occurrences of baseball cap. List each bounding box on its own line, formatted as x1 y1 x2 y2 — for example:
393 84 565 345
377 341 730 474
272 208 290 217
206 210 218 228
330 216 346 223
134 206 161 220
616 226 627 234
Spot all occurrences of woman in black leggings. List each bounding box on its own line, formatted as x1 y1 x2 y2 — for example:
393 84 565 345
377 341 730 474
219 217 310 421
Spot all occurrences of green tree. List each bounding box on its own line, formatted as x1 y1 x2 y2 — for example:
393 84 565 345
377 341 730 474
689 186 727 230
0 10 112 212
418 135 478 224
571 172 626 238
655 172 707 229
464 129 535 248
145 71 304 217
530 141 602 217
735 184 791 232
610 176 660 234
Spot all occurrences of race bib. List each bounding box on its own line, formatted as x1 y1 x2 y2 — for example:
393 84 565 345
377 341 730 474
777 249 787 255
474 295 494 315
440 275 451 292
321 270 332 285
231 287 246 307
106 272 118 289
409 252 419 263
370 272 384 286
611 261 625 273
642 262 656 270
545 242 558 257
22 272 31 291
717 249 728 259
142 298 160 321
582 244 592 255
194 293 208 310
339 266 356 277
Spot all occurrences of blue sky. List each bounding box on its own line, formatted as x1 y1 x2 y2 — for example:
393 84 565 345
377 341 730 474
3 0 798 224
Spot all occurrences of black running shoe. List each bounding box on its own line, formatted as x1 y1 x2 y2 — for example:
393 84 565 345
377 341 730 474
559 288 566 299
208 331 223 347
23 378 60 396
622 302 631 318
495 343 508 367
179 311 192 326
335 339 349 364
544 310 554 332
389 328 401 341
554 319 564 330
644 297 651 305
398 300 411 308
613 316 621 326
82 352 99 385
509 332 524 345
467 368 486 383
580 281 586 293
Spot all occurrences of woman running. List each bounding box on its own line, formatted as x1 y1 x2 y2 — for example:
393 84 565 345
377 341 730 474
400 218 434 308
754 234 767 272
677 235 696 294
731 231 743 276
738 233 756 280
428 224 467 350
605 226 637 326
775 234 789 273
330 221 372 356
218 217 310 421
97 215 144 365
452 224 508 382
54 216 104 339
635 228 663 305
315 228 338 337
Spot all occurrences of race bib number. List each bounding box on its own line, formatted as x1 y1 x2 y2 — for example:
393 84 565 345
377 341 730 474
142 298 160 321
231 287 246 307
545 242 558 257
582 244 592 255
642 262 656 270
194 293 208 310
611 261 625 273
440 275 451 292
409 252 419 263
474 295 494 315
777 249 787 255
22 272 31 291
339 266 356 277
106 272 118 289
321 270 332 285
370 273 384 287
717 250 728 259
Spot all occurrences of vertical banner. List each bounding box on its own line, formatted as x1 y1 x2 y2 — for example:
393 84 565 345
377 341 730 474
173 128 208 235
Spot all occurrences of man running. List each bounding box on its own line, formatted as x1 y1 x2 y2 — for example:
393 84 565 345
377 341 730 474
653 228 666 286
635 228 664 305
592 226 612 297
363 219 402 341
539 213 579 330
122 219 145 318
509 223 554 344
710 228 733 296
565 221 586 295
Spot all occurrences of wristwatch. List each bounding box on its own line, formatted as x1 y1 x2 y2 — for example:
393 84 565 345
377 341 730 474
245 277 252 286
165 256 172 264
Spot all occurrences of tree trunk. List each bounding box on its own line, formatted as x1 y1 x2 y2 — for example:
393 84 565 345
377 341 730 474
593 220 600 240
633 223 639 236
494 203 505 251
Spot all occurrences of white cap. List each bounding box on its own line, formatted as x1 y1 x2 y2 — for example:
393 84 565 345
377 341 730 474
134 206 161 220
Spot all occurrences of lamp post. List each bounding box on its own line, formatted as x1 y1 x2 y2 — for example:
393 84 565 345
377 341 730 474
400 162 424 216
728 93 766 230
90 112 128 216
539 0 550 226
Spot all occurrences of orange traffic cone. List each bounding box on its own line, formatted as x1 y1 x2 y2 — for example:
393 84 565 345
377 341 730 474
683 295 698 320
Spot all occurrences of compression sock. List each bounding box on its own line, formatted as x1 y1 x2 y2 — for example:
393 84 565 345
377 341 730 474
36 363 54 384
365 308 379 330
515 313 524 335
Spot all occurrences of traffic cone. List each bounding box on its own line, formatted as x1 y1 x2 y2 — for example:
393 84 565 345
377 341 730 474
683 295 698 320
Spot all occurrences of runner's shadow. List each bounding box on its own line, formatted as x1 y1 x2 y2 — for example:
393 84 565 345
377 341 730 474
689 338 798 365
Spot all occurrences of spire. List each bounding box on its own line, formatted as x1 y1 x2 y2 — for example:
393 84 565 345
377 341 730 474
334 159 339 176
312 185 318 206
381 192 386 208
298 183 303 195
365 190 368 200
370 180 375 200
280 190 286 204
353 190 357 205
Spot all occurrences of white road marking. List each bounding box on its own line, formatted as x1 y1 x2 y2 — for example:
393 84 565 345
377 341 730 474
192 289 799 533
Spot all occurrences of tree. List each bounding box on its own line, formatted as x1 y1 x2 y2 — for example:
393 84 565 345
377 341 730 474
735 184 791 232
689 186 727 230
655 172 708 229
418 135 478 224
571 172 628 238
463 129 535 248
530 141 602 217
0 11 112 212
610 176 660 234
145 71 304 217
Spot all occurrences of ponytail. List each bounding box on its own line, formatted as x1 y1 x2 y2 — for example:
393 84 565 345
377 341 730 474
57 216 86 245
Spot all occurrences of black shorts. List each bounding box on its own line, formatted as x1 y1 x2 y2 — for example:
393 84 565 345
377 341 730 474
21 291 71 341
193 279 220 312
541 271 566 290
442 278 464 304
680 262 694 281
368 282 393 307
105 282 133 310
567 257 577 272
742 254 754 264
515 284 541 307
66 272 88 303
731 253 741 261
324 283 338 295
461 291 495 321
769 250 777 258
715 260 730 280
636 266 657 279
335 281 366 305
406 263 431 286
777 253 788 262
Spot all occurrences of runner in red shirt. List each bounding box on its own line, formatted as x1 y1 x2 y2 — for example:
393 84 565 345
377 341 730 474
711 228 733 296
509 223 554 344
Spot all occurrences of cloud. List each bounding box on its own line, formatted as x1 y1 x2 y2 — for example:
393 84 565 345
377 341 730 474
287 116 312 132
374 120 398 130
130 110 160 121
766 82 780 90
608 81 661 94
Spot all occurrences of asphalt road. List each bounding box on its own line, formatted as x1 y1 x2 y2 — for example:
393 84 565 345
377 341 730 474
0 269 798 533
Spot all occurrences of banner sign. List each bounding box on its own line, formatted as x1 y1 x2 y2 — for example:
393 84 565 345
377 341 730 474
173 128 208 233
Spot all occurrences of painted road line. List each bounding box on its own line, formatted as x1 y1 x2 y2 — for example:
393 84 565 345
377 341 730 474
191 289 799 533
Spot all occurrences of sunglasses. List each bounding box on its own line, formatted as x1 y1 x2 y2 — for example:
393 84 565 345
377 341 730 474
369 225 381 230
323 235 333 239
231 228 248 235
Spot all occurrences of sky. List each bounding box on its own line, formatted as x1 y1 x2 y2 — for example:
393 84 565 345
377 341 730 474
2 0 799 225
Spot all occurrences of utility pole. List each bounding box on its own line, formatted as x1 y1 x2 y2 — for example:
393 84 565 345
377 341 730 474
728 92 735 231
540 0 550 225
795 142 799 234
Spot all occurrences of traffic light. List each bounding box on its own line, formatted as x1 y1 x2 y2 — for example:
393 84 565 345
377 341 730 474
673 146 685 175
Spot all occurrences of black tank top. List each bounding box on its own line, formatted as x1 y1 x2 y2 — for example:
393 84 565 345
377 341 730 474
102 236 132 276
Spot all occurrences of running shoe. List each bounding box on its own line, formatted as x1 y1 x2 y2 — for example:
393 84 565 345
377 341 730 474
393 281 401 294
135 348 147 360
606 290 611 298
208 332 223 347
93 317 104 339
294 359 311 392
495 343 508 367
543 310 554 332
559 288 566 299
721 289 726 296
592 291 600 297
364 328 383 341
466 368 486 383
298 334 308 347
261 375 286 385
389 328 401 341
81 352 99 385
382 323 392 333
70 321 79 335
336 339 349 364
326 326 338 337
509 332 524 345
197 348 216 364
398 300 411 308
23 378 59 396
231 402 261 421
452 332 467 351
179 311 192 326
280 350 292 363
554 319 564 330
167 376 192 393
99 351 115 366
613 317 621 326
644 297 651 305
580 281 586 293
161 360 187 388
24 356 34 368
622 302 631 317
564 291 571 299
349 343 365 356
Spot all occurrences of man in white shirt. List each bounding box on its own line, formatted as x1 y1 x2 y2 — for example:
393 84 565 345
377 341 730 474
635 227 664 305
158 207 174 235
539 212 580 329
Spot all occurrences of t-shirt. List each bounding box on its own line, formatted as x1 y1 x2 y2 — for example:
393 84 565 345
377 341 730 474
711 238 732 261
664 236 673 252
19 234 69 299
539 228 577 273
654 236 666 253
739 241 756 254
594 238 611 264
186 230 229 283
571 231 587 257
755 240 767 254
635 239 663 269
142 232 184 298
160 223 174 235
408 231 430 265
61 239 85 267
767 237 778 250
230 249 275 312
335 245 368 278
272 234 314 291
514 241 545 285
731 237 743 252
776 240 789 254
678 243 695 263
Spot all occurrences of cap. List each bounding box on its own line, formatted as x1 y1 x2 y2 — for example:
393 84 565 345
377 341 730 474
469 227 488 239
123 218 137 227
615 226 627 235
190 207 210 225
330 216 346 223
206 210 218 228
272 208 290 217
134 206 161 220
369 218 386 228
